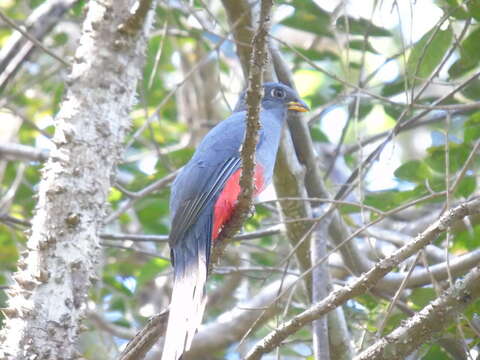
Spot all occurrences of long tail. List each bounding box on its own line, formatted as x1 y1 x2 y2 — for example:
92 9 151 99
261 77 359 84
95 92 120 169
162 235 209 360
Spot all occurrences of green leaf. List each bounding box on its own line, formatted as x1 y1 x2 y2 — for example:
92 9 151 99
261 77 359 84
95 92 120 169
448 57 477 79
110 296 127 312
70 0 87 17
463 111 480 143
365 187 425 212
461 78 480 100
381 78 406 97
407 27 453 84
310 126 329 143
348 40 378 53
425 142 471 174
383 103 404 120
336 17 391 37
467 0 480 21
281 1 331 37
454 175 476 198
357 102 374 120
453 223 480 252
421 344 450 360
292 47 339 62
137 196 170 234
357 294 382 310
434 0 470 19
394 160 431 183
0 229 19 272
103 275 133 296
168 147 195 168
449 26 480 78
382 312 407 334
136 258 170 286
410 288 436 309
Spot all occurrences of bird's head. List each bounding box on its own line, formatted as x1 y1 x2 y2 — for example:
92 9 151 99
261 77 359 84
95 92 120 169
261 82 309 113
234 82 309 113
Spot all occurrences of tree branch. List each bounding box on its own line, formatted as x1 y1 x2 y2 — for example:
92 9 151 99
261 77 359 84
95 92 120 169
0 142 50 162
119 310 169 360
184 276 297 359
0 0 157 358
0 0 73 92
244 197 480 359
99 225 282 243
355 266 480 360
210 0 274 267
118 276 298 360
311 227 331 360
271 45 371 278
118 0 154 36
220 0 254 78
273 133 314 294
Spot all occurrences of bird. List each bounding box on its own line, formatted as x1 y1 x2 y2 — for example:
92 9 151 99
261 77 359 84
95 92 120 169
162 82 308 360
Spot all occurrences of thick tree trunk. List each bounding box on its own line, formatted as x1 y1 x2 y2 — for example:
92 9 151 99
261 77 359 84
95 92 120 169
0 1 155 359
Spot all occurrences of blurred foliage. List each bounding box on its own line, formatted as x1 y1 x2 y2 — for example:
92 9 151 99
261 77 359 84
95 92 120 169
1 0 480 359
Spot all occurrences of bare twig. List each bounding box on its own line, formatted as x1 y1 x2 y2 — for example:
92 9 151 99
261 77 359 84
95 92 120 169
342 110 471 155
88 311 136 339
105 170 179 223
0 10 69 69
0 0 75 91
99 225 282 243
0 143 49 162
210 0 274 266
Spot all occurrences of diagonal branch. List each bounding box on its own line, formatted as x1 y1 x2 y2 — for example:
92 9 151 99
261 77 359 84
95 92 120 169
118 276 298 360
119 310 169 360
355 266 480 360
0 0 75 91
244 196 480 360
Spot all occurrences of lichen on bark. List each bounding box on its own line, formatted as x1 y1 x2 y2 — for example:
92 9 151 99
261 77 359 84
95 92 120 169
0 1 156 359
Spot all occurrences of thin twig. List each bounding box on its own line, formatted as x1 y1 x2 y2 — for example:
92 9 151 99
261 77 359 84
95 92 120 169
0 10 69 68
210 0 274 267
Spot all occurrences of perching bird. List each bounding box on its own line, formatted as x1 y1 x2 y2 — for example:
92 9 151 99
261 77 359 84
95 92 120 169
162 82 308 360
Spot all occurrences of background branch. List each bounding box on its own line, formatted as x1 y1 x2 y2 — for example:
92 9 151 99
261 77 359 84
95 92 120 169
0 0 76 91
355 266 480 360
245 197 480 359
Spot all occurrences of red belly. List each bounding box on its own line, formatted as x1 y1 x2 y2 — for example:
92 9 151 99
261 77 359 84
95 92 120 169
212 165 265 240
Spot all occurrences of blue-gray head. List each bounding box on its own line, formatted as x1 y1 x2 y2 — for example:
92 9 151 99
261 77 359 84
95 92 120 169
234 82 309 113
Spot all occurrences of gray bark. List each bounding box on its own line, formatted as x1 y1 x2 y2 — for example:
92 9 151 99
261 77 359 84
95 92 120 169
327 307 354 360
0 1 155 359
355 266 480 360
312 229 331 360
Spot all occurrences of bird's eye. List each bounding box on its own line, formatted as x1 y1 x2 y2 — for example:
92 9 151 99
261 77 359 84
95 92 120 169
271 88 285 98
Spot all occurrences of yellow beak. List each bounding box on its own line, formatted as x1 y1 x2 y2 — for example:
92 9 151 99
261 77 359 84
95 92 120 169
287 101 309 112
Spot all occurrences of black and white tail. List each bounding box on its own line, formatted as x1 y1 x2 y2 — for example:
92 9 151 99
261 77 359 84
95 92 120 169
162 236 208 360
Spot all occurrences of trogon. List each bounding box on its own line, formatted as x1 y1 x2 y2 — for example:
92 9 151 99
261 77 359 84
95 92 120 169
162 82 308 360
